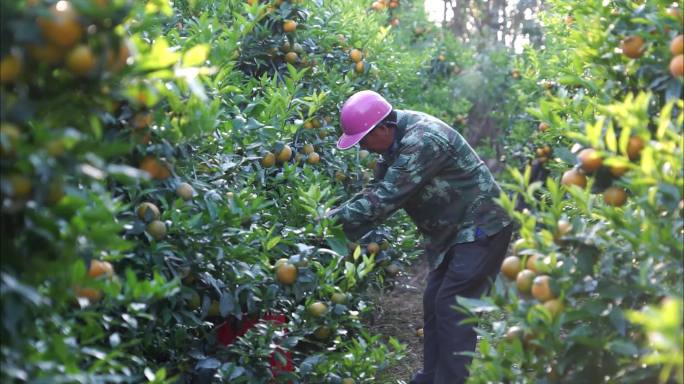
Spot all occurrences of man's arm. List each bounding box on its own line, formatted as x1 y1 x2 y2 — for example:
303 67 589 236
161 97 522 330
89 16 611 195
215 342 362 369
331 134 449 240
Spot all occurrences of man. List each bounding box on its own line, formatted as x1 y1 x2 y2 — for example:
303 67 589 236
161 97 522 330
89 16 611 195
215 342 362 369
327 90 513 384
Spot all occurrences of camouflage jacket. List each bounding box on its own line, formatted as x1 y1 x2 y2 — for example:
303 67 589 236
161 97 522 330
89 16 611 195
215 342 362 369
333 109 512 270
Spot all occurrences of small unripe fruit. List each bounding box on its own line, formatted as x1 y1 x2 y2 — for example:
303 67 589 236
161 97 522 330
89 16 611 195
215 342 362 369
176 182 194 201
147 220 167 240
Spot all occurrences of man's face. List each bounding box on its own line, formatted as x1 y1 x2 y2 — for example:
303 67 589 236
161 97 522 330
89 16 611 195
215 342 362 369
359 124 394 153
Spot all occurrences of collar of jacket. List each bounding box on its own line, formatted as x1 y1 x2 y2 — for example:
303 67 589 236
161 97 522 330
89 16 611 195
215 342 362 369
383 110 407 157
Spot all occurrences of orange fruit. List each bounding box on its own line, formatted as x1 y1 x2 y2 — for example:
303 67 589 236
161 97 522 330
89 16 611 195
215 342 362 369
670 54 684 77
671 35 684 56
350 49 363 63
88 260 114 278
335 170 347 182
303 120 314 129
66 44 96 76
371 1 385 11
577 148 603 173
626 136 645 160
140 156 171 179
276 263 297 285
262 152 276 167
283 19 297 33
415 327 424 337
342 378 355 384
603 186 627 207
359 149 370 160
500 256 521 280
147 220 167 240
516 269 535 294
308 301 327 317
354 61 365 73
0 52 22 84
544 299 564 318
37 1 83 48
313 325 331 340
531 275 557 302
511 70 521 79
331 292 347 304
526 253 541 273
389 18 399 27
285 51 298 64
137 202 160 222
538 122 549 132
276 145 292 162
302 143 314 154
176 182 194 201
306 152 320 164
367 242 380 255
76 287 102 302
621 35 645 59
561 168 587 188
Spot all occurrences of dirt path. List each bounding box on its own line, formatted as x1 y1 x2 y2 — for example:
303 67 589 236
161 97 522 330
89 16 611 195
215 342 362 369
368 258 431 384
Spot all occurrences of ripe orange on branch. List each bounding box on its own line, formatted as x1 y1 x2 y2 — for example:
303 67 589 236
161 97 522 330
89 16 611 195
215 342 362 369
176 182 194 201
140 156 171 179
516 269 535 294
603 186 627 207
276 144 292 162
262 152 276 167
626 136 645 160
283 20 297 33
531 275 557 302
137 202 160 222
276 262 297 285
306 152 320 164
37 1 83 48
308 301 328 317
561 168 587 188
147 220 167 240
500 256 521 280
88 260 114 278
577 148 603 173
621 35 645 59
671 55 684 77
349 49 363 63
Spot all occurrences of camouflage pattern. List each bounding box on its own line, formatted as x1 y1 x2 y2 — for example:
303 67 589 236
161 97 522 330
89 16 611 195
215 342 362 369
333 110 512 270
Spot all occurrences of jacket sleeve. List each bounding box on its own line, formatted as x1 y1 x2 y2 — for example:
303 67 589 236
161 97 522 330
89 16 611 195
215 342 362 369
333 134 449 240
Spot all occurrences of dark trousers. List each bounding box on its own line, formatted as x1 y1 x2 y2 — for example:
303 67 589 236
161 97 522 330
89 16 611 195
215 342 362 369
411 225 513 384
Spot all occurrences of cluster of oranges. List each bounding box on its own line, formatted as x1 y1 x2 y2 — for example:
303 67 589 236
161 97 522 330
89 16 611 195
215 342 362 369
501 240 565 319
261 141 321 168
560 136 644 207
0 1 130 84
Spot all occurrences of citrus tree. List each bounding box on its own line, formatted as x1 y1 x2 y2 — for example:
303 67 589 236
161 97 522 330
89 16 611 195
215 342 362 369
462 1 684 383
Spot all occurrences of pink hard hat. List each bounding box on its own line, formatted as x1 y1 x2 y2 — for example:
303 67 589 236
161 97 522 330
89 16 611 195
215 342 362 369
337 90 392 150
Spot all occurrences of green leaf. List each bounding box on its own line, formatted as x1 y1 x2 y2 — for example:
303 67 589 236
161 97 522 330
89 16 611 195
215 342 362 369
183 44 210 67
266 236 281 251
